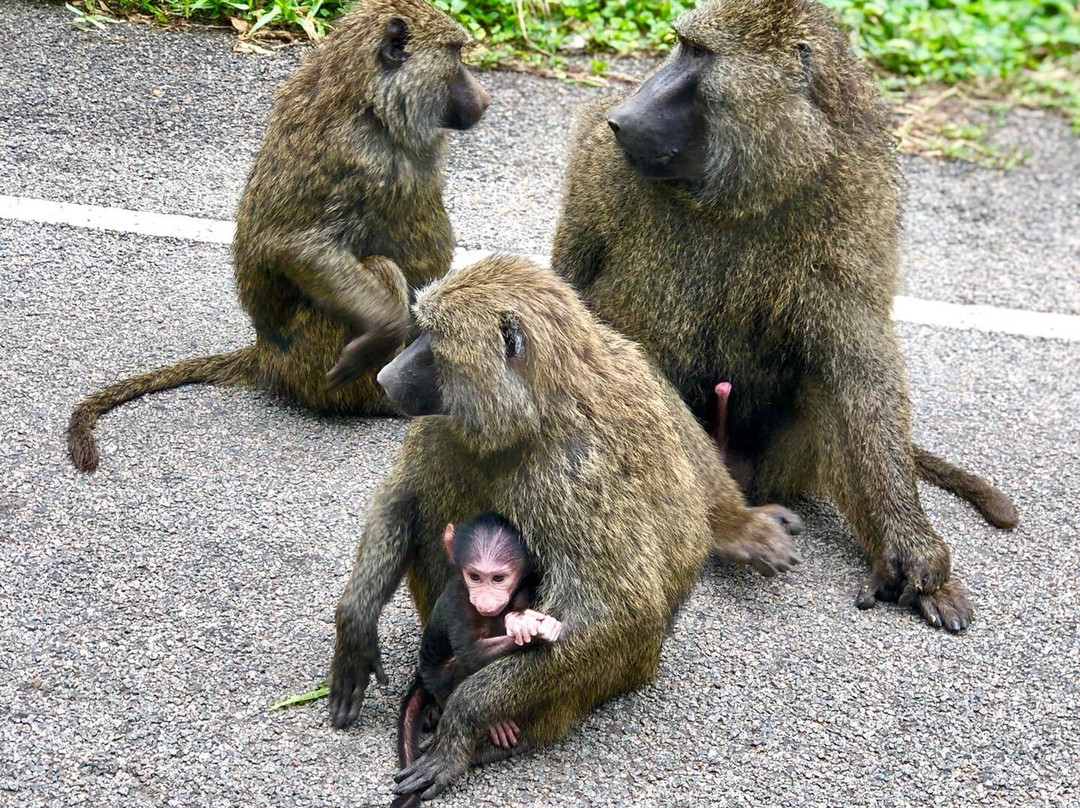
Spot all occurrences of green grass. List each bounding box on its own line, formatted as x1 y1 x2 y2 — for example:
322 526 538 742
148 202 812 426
70 0 1080 137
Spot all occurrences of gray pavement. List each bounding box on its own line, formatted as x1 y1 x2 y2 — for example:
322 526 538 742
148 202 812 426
1 1 1078 807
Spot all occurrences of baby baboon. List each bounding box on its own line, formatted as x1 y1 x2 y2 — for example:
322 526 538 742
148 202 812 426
551 0 1017 631
67 0 490 471
331 256 802 798
394 514 562 807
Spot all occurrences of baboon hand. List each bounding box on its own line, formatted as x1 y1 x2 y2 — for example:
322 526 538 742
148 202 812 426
534 614 563 643
856 550 972 632
392 741 470 800
716 505 804 578
328 620 388 729
326 301 410 390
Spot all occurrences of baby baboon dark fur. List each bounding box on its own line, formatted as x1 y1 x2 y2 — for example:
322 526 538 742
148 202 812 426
330 256 802 797
67 0 489 471
551 0 1018 632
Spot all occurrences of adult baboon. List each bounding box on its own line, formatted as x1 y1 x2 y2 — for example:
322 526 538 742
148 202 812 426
67 0 489 471
330 256 802 798
551 0 1017 631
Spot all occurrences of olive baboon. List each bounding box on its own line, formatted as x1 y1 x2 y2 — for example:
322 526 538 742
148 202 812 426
67 0 489 471
330 256 802 798
551 0 1018 632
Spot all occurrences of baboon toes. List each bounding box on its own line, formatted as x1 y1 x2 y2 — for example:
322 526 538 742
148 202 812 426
760 504 805 536
857 575 973 633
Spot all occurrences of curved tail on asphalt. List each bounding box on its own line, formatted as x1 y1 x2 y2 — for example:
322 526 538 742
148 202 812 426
67 346 258 472
913 444 1019 529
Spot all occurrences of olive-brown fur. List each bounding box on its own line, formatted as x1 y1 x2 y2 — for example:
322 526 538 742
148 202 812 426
551 0 1017 632
331 256 800 796
67 0 479 471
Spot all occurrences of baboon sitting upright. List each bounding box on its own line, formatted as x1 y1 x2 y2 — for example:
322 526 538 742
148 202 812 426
67 0 490 471
330 256 803 798
551 0 1018 631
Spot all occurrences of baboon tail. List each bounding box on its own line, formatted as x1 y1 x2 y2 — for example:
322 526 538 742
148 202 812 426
912 444 1019 530
390 678 429 808
67 346 259 472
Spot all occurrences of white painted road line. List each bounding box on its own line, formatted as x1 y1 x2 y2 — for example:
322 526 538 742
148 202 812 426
3 194 1079 343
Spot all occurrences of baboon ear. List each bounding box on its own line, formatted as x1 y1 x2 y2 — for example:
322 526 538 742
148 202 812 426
379 17 410 68
500 313 525 360
443 523 456 559
795 41 814 84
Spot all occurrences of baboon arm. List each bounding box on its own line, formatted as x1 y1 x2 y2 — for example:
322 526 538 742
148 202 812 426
279 235 411 337
329 474 419 729
809 315 951 589
551 106 613 290
551 211 606 290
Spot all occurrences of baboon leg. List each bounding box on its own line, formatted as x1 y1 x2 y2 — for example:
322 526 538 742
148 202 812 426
758 373 972 631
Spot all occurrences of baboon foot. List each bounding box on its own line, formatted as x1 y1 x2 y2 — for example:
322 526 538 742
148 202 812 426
716 505 804 577
857 574 973 633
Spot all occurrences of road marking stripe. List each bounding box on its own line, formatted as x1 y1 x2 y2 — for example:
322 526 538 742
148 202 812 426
3 194 1078 343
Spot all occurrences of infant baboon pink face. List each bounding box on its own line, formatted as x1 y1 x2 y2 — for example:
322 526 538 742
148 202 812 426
461 558 523 617
442 520 529 617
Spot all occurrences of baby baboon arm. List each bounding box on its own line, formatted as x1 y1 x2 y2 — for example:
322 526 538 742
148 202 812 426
808 311 970 631
330 476 418 729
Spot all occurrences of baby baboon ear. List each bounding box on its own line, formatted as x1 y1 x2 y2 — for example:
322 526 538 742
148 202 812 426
379 17 410 68
500 313 526 360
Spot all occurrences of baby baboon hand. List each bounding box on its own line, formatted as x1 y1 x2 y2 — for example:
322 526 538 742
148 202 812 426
534 614 563 643
328 620 388 729
393 742 470 800
715 505 804 578
505 610 542 645
488 720 520 749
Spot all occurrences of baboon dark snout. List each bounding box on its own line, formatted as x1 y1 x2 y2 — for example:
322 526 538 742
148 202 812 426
444 67 491 131
607 60 702 180
376 333 445 417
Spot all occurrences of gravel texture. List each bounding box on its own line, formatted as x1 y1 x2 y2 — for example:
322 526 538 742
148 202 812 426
2 2 1079 807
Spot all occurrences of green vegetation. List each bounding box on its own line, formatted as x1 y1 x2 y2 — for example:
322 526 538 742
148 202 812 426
268 682 329 710
69 0 1080 145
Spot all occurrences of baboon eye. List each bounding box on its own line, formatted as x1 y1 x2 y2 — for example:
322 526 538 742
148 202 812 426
500 313 525 360
493 574 506 583
469 573 481 582
681 38 709 59
379 17 410 68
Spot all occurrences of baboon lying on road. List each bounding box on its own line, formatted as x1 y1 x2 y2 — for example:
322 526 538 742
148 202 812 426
68 0 489 471
552 0 1018 631
330 255 802 798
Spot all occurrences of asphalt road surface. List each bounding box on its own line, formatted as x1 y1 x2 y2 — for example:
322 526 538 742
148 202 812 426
1 2 1078 807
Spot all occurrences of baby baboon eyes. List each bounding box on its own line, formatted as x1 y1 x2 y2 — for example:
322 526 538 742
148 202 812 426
500 313 525 360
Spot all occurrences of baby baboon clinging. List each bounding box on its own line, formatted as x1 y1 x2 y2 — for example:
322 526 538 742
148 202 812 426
330 256 802 797
67 0 489 471
394 514 562 807
551 0 1017 632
